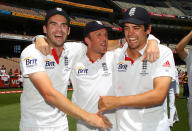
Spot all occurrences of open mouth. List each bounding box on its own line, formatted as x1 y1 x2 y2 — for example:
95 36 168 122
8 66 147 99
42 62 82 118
129 38 137 43
55 34 63 39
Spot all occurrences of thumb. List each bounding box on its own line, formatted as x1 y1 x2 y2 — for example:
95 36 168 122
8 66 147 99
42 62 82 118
98 108 105 114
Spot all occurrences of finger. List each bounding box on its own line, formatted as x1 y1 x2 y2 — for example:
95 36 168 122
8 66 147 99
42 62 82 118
149 53 153 62
142 52 147 61
100 115 112 128
42 46 47 56
104 117 112 128
156 51 160 59
46 38 52 55
45 46 51 55
153 52 158 62
98 98 103 110
146 53 150 62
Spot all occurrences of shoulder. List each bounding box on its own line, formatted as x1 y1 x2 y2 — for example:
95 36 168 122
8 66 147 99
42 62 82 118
65 42 87 55
65 41 86 50
21 44 38 55
21 44 44 59
159 44 173 56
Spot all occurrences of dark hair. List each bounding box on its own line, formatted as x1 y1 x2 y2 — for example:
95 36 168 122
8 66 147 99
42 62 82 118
44 8 70 26
123 24 150 32
144 24 150 31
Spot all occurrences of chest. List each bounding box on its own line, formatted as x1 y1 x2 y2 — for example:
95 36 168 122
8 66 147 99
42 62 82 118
73 60 112 78
115 60 153 77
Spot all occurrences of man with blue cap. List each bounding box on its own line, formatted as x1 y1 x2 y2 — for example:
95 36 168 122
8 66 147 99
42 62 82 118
98 6 176 131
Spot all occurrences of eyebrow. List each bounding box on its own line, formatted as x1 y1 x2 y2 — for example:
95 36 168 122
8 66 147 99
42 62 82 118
49 21 68 25
124 25 141 28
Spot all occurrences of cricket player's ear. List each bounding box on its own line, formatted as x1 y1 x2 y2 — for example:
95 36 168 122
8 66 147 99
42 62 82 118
84 37 91 46
67 26 70 36
146 25 152 35
43 25 47 34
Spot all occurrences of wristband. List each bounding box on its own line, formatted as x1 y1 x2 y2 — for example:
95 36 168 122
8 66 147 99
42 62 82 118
32 35 46 43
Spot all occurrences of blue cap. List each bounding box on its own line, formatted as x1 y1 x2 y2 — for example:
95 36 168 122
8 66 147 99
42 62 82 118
84 21 106 37
119 7 150 25
44 7 70 25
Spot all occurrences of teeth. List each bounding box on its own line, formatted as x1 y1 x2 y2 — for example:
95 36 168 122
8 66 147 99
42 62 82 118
129 38 136 40
55 34 62 37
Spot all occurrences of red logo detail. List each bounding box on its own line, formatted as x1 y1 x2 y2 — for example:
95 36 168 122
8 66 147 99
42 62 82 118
162 60 170 67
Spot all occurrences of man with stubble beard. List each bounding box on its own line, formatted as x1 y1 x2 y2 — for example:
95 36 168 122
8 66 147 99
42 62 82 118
19 8 111 131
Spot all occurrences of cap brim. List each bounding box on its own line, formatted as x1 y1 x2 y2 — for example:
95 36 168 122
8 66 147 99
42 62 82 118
119 18 144 25
84 26 105 37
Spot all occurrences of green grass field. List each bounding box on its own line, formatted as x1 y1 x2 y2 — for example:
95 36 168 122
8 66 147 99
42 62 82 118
0 88 189 131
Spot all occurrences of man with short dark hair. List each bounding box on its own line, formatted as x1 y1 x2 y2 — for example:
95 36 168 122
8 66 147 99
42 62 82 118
20 7 111 131
70 21 117 131
98 7 175 131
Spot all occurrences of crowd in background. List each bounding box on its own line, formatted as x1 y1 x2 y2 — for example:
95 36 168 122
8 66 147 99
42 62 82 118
0 64 23 87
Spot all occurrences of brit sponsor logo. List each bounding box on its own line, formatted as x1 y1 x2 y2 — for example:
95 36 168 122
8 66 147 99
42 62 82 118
76 66 88 75
117 62 128 72
45 59 55 69
24 57 37 67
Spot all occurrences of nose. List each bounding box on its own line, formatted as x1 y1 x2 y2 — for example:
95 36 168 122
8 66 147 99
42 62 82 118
101 34 108 42
127 28 135 36
56 25 62 31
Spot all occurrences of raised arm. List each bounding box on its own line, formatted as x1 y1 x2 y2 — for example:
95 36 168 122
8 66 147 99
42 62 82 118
107 39 123 51
108 34 160 62
143 34 160 62
176 30 192 60
29 72 111 129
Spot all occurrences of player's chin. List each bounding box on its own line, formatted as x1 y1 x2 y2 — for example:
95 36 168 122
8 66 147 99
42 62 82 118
101 50 107 54
54 41 65 47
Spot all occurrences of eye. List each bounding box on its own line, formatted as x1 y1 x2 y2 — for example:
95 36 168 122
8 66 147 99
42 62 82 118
124 27 129 31
134 26 141 30
49 22 57 26
61 23 68 28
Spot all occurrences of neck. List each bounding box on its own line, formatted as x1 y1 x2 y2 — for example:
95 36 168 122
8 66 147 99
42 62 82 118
126 39 147 60
126 47 141 61
53 47 63 58
86 50 103 62
47 39 63 58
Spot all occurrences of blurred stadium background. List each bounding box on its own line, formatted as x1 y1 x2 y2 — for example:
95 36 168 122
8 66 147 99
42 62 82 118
0 0 191 131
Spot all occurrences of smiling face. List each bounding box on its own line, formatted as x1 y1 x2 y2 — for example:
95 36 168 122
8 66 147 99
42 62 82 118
85 28 108 55
43 14 70 47
124 22 151 50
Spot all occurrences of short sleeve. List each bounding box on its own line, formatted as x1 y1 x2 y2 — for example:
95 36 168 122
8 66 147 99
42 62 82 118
184 49 191 65
20 44 45 77
152 46 175 79
148 34 160 44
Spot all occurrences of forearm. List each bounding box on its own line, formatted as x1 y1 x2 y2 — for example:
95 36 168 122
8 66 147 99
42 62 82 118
107 39 121 51
30 72 90 123
46 89 90 122
176 30 192 53
117 90 166 108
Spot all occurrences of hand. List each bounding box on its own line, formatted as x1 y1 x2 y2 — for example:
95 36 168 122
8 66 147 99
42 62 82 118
35 37 51 55
143 40 159 62
85 113 112 130
98 96 119 113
